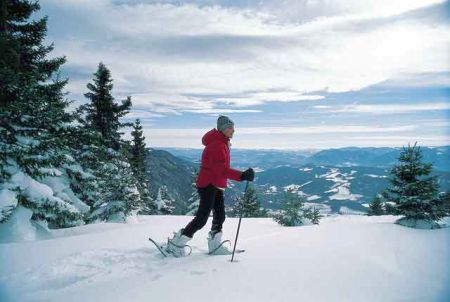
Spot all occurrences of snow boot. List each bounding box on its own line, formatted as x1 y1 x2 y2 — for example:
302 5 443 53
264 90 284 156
165 229 192 257
208 230 232 255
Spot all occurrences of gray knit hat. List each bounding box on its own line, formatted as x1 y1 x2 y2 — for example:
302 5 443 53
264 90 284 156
217 115 234 132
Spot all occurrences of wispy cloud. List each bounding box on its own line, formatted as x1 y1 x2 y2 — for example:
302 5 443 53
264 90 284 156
313 102 450 114
135 124 449 149
182 108 261 114
236 125 417 134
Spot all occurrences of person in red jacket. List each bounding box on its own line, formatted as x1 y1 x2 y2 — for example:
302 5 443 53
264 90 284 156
165 115 255 257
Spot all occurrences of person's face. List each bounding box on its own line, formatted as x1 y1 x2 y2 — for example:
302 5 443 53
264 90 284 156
222 126 235 138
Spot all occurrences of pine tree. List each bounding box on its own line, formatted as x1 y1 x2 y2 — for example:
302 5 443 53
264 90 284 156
88 149 141 222
367 195 385 216
81 62 132 151
185 169 200 215
63 122 104 213
382 142 446 227
154 185 175 215
130 119 146 177
128 119 156 214
1 0 88 228
233 185 265 217
273 188 307 226
75 63 141 222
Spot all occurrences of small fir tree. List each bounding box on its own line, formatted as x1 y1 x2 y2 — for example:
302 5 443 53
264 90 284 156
233 185 266 217
383 142 446 227
273 188 307 226
154 185 175 215
303 207 322 224
367 195 385 216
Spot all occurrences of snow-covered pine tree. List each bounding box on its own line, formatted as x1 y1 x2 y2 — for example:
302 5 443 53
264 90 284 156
273 188 307 226
185 169 200 215
154 185 175 215
88 148 141 222
128 118 156 214
0 0 89 230
382 142 446 228
76 63 141 222
63 121 104 214
367 195 385 216
232 185 266 217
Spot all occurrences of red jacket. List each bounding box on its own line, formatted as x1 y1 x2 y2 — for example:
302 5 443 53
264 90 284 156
196 128 242 188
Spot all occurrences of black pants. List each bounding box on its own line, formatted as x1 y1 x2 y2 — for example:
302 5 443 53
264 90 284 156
182 184 225 238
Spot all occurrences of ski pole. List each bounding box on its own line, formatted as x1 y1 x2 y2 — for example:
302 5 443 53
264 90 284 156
231 180 249 262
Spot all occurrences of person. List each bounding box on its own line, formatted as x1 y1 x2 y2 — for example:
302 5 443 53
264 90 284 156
165 115 255 257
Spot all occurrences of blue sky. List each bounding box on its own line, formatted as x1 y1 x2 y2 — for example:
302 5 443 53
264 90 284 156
37 0 449 149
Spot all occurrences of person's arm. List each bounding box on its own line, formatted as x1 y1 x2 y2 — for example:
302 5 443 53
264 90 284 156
207 143 242 181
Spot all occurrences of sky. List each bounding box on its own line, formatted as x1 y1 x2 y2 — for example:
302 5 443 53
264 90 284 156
37 0 450 150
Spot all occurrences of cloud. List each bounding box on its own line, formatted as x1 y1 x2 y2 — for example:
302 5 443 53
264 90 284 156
40 0 449 116
378 72 450 88
132 124 450 149
136 124 417 141
182 108 261 114
111 1 447 25
313 102 450 114
235 125 417 134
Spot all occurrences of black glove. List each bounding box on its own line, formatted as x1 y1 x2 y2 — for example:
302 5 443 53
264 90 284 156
240 168 255 181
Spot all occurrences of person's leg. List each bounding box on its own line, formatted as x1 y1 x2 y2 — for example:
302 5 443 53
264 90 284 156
182 184 217 238
211 189 225 234
208 190 232 255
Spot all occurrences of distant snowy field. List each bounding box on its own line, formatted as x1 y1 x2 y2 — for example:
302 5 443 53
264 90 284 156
1 215 449 302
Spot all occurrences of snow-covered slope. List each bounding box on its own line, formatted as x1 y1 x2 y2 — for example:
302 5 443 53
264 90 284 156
1 215 449 301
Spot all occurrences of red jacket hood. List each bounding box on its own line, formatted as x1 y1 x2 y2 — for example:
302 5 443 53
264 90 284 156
202 128 229 146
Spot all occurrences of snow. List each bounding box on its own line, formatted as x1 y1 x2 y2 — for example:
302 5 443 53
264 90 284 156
284 182 312 193
321 168 363 201
326 183 363 201
265 185 277 194
1 215 449 301
1 160 87 228
15 136 40 147
338 206 365 215
365 174 388 178
6 169 81 215
38 168 63 177
0 189 18 221
300 180 312 187
0 206 37 242
283 184 300 192
306 194 321 201
41 174 90 214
